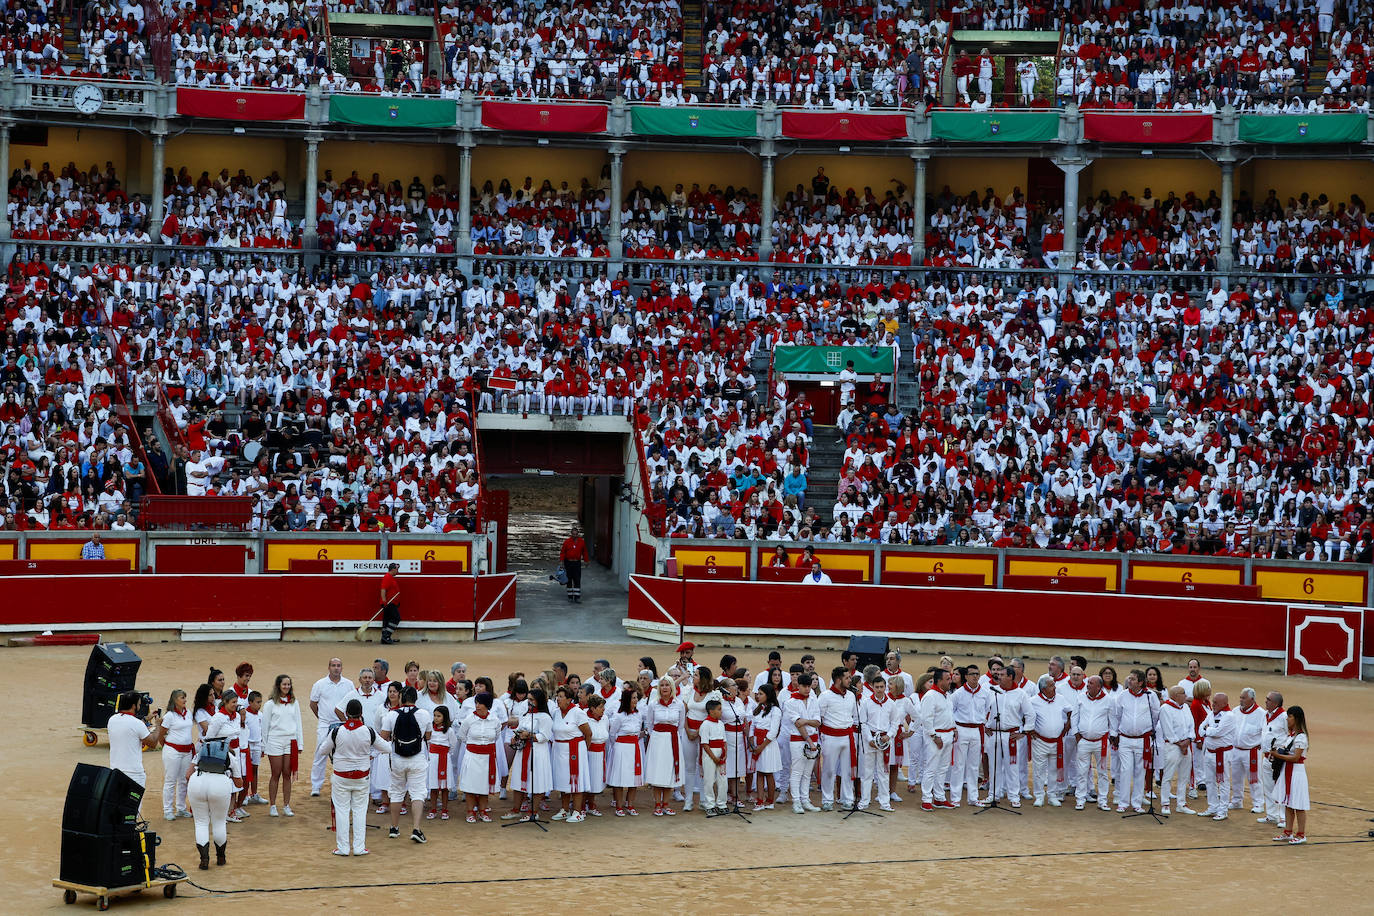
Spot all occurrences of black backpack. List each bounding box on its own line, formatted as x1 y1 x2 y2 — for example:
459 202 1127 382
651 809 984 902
391 707 423 757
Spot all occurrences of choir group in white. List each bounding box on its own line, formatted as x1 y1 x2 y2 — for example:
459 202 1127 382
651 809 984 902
126 647 1314 861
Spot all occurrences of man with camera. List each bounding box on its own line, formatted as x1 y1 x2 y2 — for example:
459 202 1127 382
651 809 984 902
108 692 161 807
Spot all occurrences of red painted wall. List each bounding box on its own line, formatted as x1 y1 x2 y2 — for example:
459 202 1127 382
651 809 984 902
627 574 1339 657
0 574 516 627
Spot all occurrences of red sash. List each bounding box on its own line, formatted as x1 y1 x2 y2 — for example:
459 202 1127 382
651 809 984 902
335 769 369 779
703 738 726 766
935 726 956 765
753 727 769 756
429 743 448 786
1282 755 1305 800
559 736 582 785
653 722 681 779
1247 746 1259 782
820 724 858 768
469 742 497 793
1142 734 1153 772
289 739 300 777
1212 745 1232 781
957 721 986 755
166 741 194 753
686 717 704 733
587 742 606 752
616 734 643 777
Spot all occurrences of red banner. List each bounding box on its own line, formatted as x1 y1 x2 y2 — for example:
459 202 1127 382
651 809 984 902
481 101 608 134
780 112 908 141
1083 112 1213 143
177 88 305 121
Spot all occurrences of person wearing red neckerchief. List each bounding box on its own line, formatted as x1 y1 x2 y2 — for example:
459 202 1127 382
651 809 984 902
1110 669 1161 813
819 667 860 811
950 662 990 807
260 673 304 818
1176 657 1205 700
1229 687 1268 814
1158 685 1197 816
1259 690 1288 826
1026 674 1071 808
1199 691 1238 820
320 698 390 856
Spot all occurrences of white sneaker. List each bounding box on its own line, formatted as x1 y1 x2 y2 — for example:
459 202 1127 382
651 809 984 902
283 805 295 817
879 805 893 812
1251 806 1265 814
1048 797 1062 807
164 813 177 821
567 811 585 824
1074 800 1085 810
792 802 805 814
1161 805 1171 815
683 800 694 812
890 792 903 803
1197 808 1214 817
802 800 821 812
1033 797 1045 807
1176 806 1196 815
1212 812 1228 821
269 805 279 817
550 810 567 821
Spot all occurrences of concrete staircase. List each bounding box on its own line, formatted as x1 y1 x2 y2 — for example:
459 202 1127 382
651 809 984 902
681 0 705 95
1306 46 1330 94
806 427 845 506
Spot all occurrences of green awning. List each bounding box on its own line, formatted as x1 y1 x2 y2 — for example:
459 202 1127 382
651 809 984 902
930 110 1060 142
328 95 457 128
1238 113 1367 144
773 346 895 375
630 107 757 138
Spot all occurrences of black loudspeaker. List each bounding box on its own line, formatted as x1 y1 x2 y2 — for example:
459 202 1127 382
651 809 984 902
85 643 141 693
60 829 158 886
82 644 144 729
64 764 144 835
847 635 890 672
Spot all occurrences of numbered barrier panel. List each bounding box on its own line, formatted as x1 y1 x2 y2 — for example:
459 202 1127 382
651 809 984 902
881 551 996 585
1254 566 1367 605
1006 556 1120 591
1286 606 1364 679
669 545 752 578
389 540 471 567
264 538 380 571
1129 560 1244 585
26 537 140 570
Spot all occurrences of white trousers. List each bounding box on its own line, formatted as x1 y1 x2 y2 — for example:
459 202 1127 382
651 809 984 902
162 747 192 815
701 757 727 809
1074 736 1111 801
332 775 370 854
789 744 817 800
951 726 983 803
1228 746 1262 807
921 732 954 803
820 734 855 805
1159 742 1190 808
858 747 890 808
1017 735 1031 796
1204 747 1231 813
1030 737 1065 800
1259 752 1283 821
1115 736 1147 808
683 734 702 799
187 771 233 846
987 732 1021 800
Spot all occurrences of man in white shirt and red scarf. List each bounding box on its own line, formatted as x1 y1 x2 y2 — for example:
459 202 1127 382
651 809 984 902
1026 674 1071 807
1110 669 1159 813
1229 687 1266 813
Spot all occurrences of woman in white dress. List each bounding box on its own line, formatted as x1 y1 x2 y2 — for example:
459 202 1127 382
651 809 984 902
645 676 686 816
157 689 197 821
607 688 645 816
719 679 751 806
457 692 501 822
550 685 593 823
1266 706 1310 844
258 674 303 817
449 679 474 800
504 687 553 822
583 694 610 815
372 682 402 813
751 684 783 810
681 667 722 812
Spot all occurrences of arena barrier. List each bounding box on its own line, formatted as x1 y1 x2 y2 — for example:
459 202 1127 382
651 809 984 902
0 573 518 641
625 574 1373 679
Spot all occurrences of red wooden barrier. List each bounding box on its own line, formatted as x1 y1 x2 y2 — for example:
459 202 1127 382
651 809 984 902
1002 574 1109 593
155 545 248 574
681 564 746 580
881 571 988 588
0 560 132 576
1126 579 1262 600
627 574 1310 658
758 566 866 584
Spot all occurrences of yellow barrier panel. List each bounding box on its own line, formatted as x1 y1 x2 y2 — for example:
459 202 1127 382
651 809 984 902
1254 569 1365 605
29 540 137 570
1007 558 1118 591
266 541 378 571
671 547 749 576
884 554 996 585
390 542 471 566
1130 563 1242 585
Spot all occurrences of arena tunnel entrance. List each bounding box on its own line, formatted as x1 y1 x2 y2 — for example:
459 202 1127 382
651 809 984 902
477 422 639 641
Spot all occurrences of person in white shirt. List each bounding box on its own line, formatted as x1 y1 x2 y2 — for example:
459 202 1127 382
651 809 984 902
380 685 433 843
1176 657 1204 700
1072 675 1114 811
192 693 243 869
320 698 391 856
984 666 1027 807
259 674 304 817
950 663 989 807
309 657 356 796
785 673 822 813
108 691 160 797
698 700 729 814
157 688 197 820
920 668 956 809
1110 669 1160 812
1026 674 1071 806
1229 687 1267 812
857 675 895 811
1158 686 1197 815
1199 692 1238 820
818 668 859 810
1258 690 1288 826
803 561 833 585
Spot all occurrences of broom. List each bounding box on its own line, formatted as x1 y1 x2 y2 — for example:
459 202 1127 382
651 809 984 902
354 605 385 642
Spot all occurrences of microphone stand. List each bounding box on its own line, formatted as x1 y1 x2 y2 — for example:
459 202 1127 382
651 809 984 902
976 688 1020 816
502 702 547 831
707 696 750 822
843 690 881 820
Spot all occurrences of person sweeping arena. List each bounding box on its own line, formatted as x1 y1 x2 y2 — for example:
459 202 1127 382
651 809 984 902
119 646 1327 873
